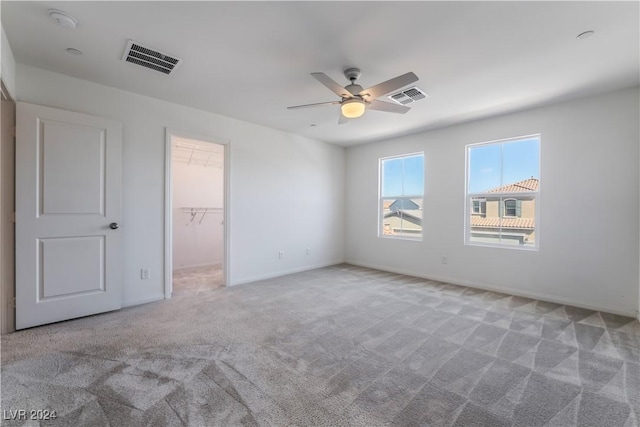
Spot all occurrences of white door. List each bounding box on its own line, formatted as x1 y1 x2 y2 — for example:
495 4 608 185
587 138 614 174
16 103 123 329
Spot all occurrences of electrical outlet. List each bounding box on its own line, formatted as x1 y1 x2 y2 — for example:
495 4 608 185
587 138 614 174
141 269 150 279
278 251 284 259
441 256 448 265
306 247 310 255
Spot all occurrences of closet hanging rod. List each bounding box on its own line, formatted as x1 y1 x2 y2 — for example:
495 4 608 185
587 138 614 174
180 207 223 223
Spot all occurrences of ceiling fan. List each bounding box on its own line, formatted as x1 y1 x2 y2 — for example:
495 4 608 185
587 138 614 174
287 68 419 124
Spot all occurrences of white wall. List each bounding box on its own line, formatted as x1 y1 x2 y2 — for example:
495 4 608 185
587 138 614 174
346 87 640 317
172 148 224 269
16 65 345 306
0 25 16 98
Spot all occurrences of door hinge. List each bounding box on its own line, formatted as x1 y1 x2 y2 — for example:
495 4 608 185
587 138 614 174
12 297 16 309
10 126 16 138
11 212 15 224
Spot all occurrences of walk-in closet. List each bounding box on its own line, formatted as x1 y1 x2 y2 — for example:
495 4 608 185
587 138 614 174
171 136 225 294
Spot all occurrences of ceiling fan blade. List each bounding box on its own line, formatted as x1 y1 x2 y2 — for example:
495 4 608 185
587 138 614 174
338 113 349 124
367 99 411 114
360 72 418 99
311 72 354 99
287 101 340 110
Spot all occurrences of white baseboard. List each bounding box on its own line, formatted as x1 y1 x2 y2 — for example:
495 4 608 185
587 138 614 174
173 262 222 271
230 260 344 286
345 259 638 318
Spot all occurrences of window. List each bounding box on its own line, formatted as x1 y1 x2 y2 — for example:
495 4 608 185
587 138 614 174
379 153 424 239
472 199 486 214
504 199 517 217
466 135 540 249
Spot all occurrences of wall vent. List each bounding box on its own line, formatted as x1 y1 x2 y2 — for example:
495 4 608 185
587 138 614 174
388 86 428 105
122 40 182 75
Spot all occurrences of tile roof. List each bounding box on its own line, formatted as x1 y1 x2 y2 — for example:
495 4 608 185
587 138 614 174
487 178 539 193
471 216 535 229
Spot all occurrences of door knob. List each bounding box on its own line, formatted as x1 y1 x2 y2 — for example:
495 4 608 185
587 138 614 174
109 222 119 230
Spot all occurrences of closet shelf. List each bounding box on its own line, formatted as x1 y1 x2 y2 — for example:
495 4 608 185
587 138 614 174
173 142 223 167
180 207 223 213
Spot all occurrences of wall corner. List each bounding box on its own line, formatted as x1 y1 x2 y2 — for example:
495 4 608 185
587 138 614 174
1 24 17 99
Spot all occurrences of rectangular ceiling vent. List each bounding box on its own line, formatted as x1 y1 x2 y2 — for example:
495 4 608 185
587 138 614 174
122 40 182 75
388 86 428 105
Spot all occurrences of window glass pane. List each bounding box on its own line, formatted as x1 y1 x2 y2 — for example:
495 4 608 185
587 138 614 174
468 196 500 244
524 198 536 246
380 153 424 239
382 158 403 197
382 197 422 237
502 138 539 188
497 197 536 246
467 136 539 249
403 155 424 196
468 144 501 193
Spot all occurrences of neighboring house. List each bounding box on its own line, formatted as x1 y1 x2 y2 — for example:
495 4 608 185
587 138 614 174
381 179 537 241
470 178 538 246
383 198 423 236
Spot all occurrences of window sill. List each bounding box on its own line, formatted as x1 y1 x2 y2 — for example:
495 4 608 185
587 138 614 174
379 235 423 242
465 241 538 251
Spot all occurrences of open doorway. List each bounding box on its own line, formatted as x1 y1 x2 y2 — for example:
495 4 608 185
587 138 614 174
165 130 228 298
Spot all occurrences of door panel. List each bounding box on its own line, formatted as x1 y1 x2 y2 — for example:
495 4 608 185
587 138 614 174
39 236 104 298
16 103 122 329
41 120 106 215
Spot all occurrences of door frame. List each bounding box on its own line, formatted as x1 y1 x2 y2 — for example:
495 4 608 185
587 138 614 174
1 79 16 334
164 128 230 298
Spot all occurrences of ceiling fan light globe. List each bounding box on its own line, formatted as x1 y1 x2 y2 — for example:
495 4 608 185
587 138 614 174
341 99 365 119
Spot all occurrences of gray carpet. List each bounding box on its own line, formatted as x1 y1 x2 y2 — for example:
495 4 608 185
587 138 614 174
172 265 224 296
1 264 639 426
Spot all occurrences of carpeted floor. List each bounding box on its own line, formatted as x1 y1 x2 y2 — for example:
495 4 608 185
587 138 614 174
1 264 639 426
172 265 224 296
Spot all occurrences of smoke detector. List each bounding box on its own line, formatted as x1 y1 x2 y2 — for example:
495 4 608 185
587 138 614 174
49 9 78 29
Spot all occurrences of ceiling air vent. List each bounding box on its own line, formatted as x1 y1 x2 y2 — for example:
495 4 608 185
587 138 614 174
122 40 182 75
388 86 428 105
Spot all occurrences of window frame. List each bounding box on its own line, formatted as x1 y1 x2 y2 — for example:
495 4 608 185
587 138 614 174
464 134 540 251
378 152 425 241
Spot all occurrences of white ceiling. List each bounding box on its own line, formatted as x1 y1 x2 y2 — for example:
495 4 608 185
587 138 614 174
2 1 639 147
